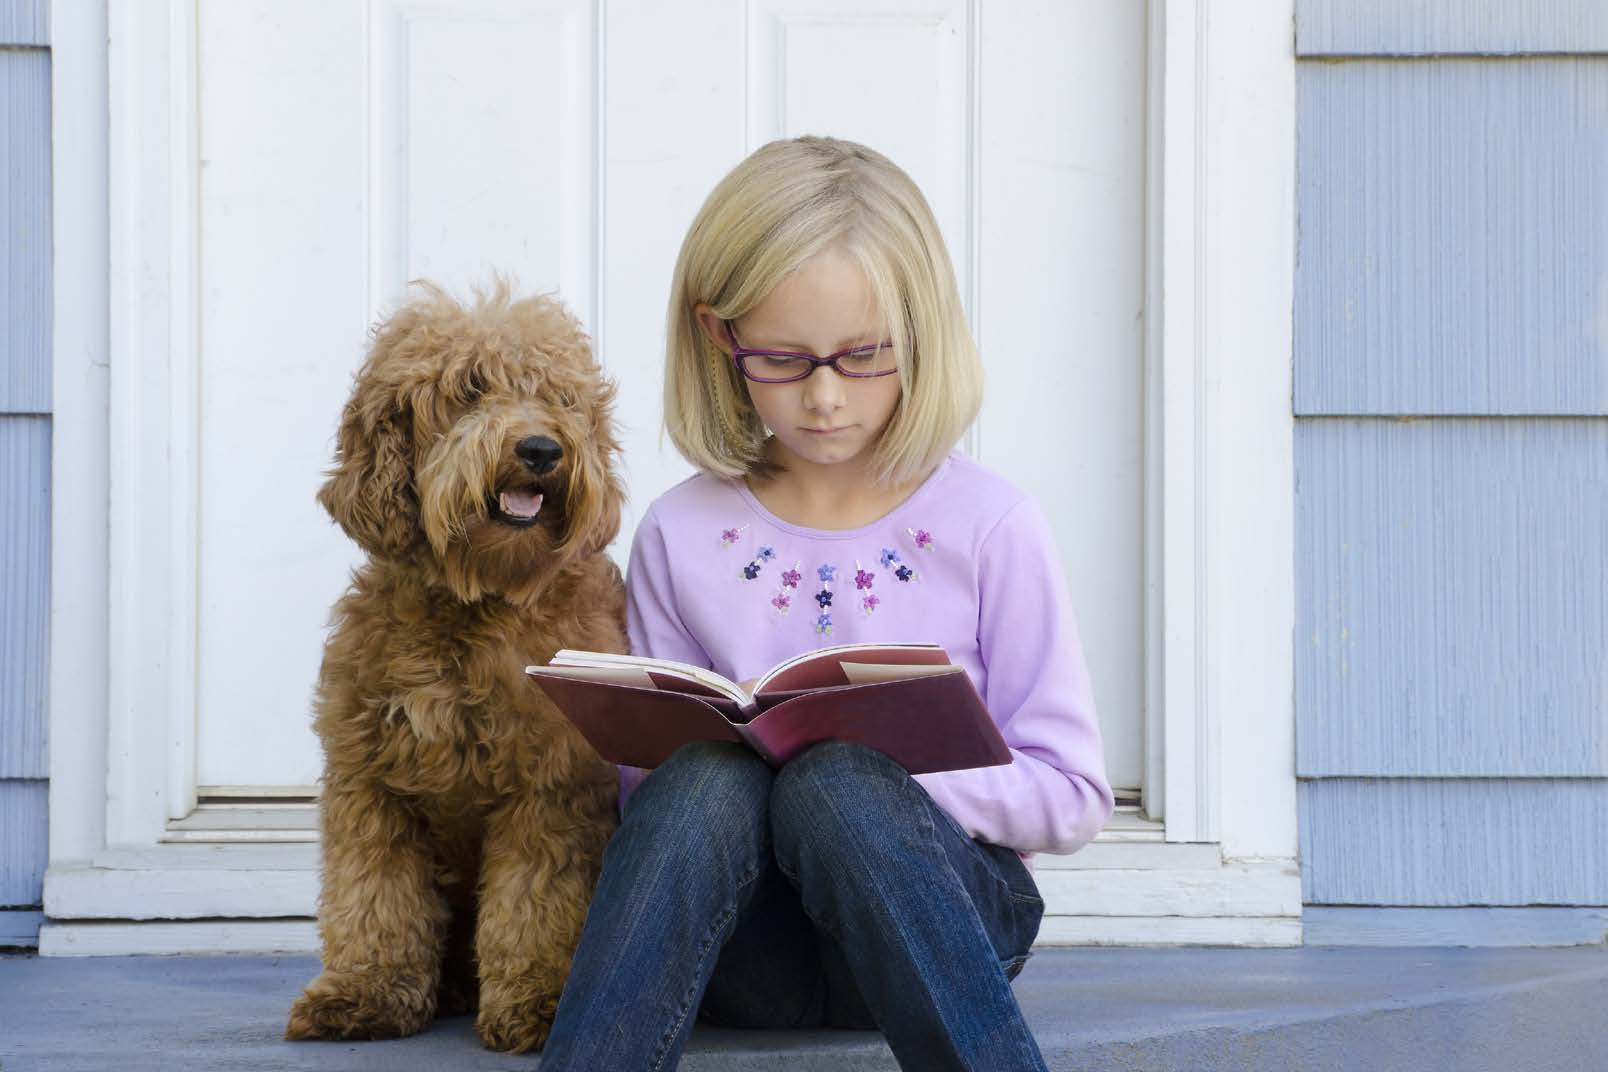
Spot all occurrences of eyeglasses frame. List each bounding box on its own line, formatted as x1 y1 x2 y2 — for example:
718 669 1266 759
723 320 898 384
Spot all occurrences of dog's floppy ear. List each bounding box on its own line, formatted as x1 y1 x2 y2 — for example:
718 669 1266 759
317 384 421 560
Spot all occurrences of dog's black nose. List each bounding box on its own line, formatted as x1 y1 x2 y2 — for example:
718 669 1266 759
515 436 564 474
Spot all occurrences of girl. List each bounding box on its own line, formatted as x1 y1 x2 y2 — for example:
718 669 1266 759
539 135 1113 1071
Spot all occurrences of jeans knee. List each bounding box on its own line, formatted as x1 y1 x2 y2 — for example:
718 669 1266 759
624 740 774 851
771 741 905 864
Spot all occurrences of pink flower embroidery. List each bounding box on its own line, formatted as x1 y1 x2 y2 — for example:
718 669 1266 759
781 567 802 589
861 594 880 615
908 527 934 550
771 593 792 613
720 524 748 547
855 568 875 590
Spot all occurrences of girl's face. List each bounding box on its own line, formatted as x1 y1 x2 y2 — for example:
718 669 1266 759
695 246 902 476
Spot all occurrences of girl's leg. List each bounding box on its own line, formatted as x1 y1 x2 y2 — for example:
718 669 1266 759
769 740 1050 1072
539 740 775 1071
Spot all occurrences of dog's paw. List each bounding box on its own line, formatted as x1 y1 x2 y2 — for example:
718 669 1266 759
285 968 436 1041
475 993 559 1053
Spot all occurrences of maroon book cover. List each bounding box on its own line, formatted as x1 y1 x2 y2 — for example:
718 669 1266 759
528 666 1011 775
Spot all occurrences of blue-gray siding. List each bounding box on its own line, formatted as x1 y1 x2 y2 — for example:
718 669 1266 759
0 0 46 48
0 781 46 907
2 48 50 414
1 417 49 779
1295 59 1608 416
1295 419 1608 776
1300 780 1608 905
1297 0 1608 57
1294 0 1608 927
2 7 48 945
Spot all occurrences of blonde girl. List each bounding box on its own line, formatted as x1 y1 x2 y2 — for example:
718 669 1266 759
540 135 1112 1071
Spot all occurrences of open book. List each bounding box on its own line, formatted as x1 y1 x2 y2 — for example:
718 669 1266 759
526 642 1012 775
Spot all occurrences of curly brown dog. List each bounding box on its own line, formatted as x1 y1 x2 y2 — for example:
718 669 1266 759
285 282 624 1053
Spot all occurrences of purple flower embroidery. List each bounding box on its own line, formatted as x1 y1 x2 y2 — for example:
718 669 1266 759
908 527 934 550
771 593 792 613
815 590 834 609
781 567 802 589
895 564 915 583
879 548 901 568
721 524 748 547
758 546 776 561
815 613 834 635
861 594 881 615
817 564 838 583
854 569 875 591
742 562 762 581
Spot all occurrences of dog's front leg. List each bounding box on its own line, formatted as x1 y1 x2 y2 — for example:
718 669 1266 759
473 793 609 1053
286 774 449 1041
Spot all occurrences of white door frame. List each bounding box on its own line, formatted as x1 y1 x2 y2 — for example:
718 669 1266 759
44 0 1298 951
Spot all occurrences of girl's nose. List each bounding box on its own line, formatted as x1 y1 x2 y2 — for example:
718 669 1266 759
801 364 847 410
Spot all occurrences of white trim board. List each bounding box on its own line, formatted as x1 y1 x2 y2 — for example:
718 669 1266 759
44 0 1300 950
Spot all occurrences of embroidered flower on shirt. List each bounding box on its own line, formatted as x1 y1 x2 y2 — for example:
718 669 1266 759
771 593 792 613
758 546 776 561
815 590 834 609
742 562 762 581
879 548 901 569
861 594 881 615
780 567 802 589
895 564 916 583
815 613 834 635
854 568 875 591
817 563 838 583
720 524 749 547
908 527 934 551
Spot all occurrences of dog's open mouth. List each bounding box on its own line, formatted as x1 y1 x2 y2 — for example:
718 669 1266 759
490 487 545 527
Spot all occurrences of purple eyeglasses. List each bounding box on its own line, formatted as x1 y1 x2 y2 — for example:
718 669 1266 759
724 320 898 384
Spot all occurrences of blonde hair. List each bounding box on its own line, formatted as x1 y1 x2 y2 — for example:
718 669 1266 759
664 135 982 488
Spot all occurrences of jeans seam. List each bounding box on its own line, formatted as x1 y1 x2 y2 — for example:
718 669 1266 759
649 855 765 1071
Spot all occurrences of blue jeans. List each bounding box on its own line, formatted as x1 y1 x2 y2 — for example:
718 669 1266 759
539 739 1049 1071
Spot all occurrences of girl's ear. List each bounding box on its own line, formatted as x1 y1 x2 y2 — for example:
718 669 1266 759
316 389 421 560
693 303 733 355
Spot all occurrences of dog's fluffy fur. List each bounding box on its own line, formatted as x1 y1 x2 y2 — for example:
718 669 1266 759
285 283 625 1053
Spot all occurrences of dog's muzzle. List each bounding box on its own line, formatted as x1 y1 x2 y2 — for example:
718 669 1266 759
490 436 564 527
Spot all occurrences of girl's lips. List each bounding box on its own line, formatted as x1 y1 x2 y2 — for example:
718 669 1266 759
802 426 849 435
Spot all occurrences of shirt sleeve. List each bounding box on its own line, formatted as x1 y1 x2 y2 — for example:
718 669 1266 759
912 496 1115 855
615 505 714 815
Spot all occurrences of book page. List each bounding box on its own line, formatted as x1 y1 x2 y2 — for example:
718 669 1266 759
756 643 949 694
838 662 965 685
545 650 746 705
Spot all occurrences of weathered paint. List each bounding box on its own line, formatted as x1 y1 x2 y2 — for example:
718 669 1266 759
1295 59 1608 415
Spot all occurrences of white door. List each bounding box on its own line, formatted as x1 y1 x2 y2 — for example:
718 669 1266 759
189 0 1145 802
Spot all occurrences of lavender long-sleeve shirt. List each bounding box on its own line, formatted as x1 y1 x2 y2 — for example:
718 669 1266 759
618 449 1114 864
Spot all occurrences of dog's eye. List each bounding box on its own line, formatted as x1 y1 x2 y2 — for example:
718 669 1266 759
464 370 486 401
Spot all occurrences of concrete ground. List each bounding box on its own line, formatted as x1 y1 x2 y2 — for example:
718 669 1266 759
1 946 1605 1071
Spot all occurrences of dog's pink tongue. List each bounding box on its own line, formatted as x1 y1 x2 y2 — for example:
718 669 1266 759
499 490 543 519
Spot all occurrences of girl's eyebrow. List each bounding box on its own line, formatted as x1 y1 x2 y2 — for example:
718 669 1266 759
747 330 885 350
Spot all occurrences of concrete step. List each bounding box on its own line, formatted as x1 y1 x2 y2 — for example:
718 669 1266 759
1 946 1605 1070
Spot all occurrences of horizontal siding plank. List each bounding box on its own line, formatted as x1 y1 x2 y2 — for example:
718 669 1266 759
1295 59 1608 415
1 416 49 778
1 48 51 413
0 0 47 46
1304 907 1608 947
1300 779 1608 905
1295 419 1608 776
1297 0 1608 57
0 779 47 906
0 908 43 947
